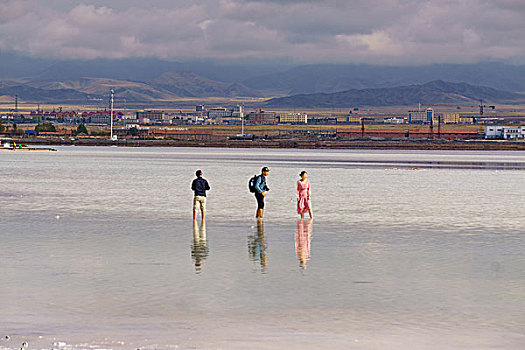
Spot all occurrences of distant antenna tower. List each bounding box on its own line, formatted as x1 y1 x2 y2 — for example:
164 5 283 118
15 94 18 113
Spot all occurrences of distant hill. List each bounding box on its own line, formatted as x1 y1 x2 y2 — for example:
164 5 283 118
151 72 261 97
264 81 525 108
244 63 525 95
28 78 177 101
0 82 92 102
0 71 263 103
4 53 525 94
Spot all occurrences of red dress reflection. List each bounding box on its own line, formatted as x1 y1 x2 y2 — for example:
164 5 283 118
295 219 312 269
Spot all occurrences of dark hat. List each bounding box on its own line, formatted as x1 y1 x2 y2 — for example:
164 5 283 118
262 167 270 172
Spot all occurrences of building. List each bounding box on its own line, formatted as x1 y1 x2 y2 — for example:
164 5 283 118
29 110 60 123
383 117 406 124
171 114 195 125
346 115 362 124
308 117 338 125
408 110 426 123
89 113 111 124
485 126 525 139
459 115 475 124
278 113 308 124
207 106 245 124
247 109 277 125
407 108 435 124
426 108 434 123
136 110 165 124
207 107 231 119
441 113 460 124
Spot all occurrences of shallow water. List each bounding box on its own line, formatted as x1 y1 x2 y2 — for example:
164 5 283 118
1 147 524 350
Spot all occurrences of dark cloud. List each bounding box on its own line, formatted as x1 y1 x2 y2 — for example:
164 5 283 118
0 0 524 64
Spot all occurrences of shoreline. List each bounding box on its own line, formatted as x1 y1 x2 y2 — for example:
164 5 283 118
8 138 525 151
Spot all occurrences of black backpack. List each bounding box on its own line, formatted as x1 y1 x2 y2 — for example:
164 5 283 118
248 175 259 193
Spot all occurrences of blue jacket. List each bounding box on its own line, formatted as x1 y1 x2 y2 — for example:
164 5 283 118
254 175 267 194
192 177 210 197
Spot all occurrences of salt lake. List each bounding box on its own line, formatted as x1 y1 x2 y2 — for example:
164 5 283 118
1 147 524 349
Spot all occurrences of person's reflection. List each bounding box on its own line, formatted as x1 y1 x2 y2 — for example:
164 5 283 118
295 219 313 269
248 219 268 272
191 220 208 273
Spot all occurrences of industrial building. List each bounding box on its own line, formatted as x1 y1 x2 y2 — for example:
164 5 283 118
485 126 525 139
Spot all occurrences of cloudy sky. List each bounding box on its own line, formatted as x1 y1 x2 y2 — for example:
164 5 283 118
1 0 524 64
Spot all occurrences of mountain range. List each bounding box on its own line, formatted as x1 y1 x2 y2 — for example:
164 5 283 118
151 72 261 97
243 63 525 95
0 72 261 103
2 53 525 105
264 81 525 108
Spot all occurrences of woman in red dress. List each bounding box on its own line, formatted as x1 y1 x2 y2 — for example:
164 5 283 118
296 171 313 219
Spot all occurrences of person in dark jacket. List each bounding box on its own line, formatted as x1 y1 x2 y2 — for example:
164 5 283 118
191 170 210 222
254 167 270 219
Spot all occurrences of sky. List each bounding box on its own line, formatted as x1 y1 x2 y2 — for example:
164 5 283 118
1 0 524 64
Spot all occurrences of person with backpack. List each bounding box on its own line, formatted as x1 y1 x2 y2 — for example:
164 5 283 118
249 167 270 219
191 170 210 222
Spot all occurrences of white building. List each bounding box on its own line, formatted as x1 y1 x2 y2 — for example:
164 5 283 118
384 117 406 124
278 112 308 124
485 126 525 139
207 106 244 124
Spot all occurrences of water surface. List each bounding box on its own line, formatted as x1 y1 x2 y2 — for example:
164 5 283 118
1 147 524 349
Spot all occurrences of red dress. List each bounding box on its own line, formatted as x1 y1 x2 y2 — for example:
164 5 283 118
296 179 311 214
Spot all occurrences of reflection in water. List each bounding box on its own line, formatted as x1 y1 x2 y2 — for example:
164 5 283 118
191 221 208 273
248 219 268 273
295 219 313 269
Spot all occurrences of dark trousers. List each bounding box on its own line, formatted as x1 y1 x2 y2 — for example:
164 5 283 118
255 192 265 210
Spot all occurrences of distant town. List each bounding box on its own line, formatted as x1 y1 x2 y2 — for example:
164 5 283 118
2 98 525 144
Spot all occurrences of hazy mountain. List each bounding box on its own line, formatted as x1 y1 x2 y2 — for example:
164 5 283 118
0 71 262 102
152 72 262 97
28 78 177 101
244 63 525 95
0 82 91 102
4 53 525 94
4 52 525 103
3 52 525 95
0 53 288 83
264 80 525 108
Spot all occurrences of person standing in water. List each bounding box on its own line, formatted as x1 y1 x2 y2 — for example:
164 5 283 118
296 170 313 219
254 167 270 219
191 170 210 222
